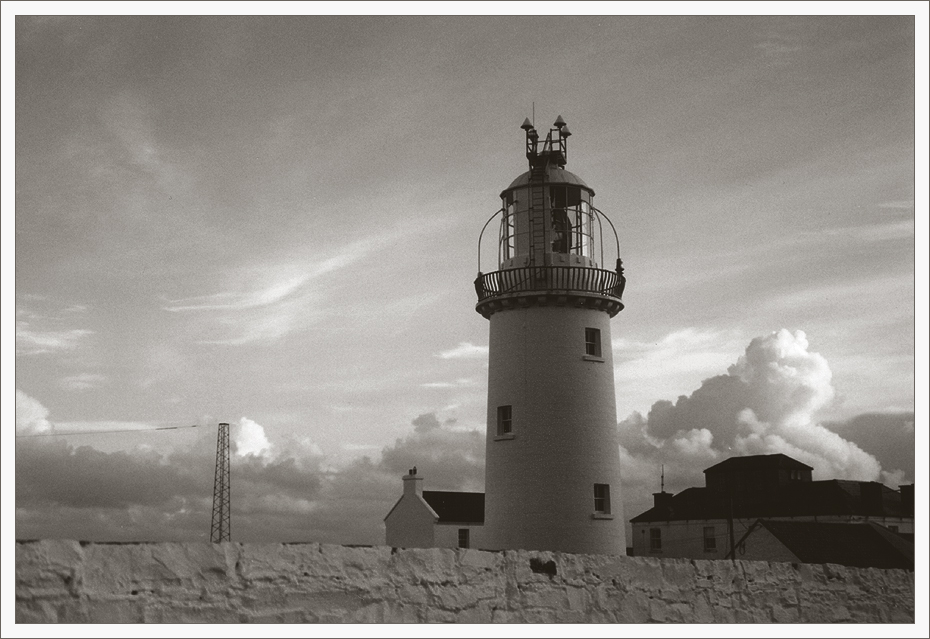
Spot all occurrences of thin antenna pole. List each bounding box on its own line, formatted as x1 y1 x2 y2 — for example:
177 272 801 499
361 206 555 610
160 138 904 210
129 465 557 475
532 102 535 127
210 422 231 543
661 464 665 492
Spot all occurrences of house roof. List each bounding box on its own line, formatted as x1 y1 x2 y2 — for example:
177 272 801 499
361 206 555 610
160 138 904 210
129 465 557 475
703 453 813 474
756 520 913 570
422 491 485 524
630 480 907 523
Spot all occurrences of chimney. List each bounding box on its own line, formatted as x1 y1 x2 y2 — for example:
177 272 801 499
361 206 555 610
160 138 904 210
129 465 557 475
653 491 673 509
403 467 422 497
899 484 914 517
861 482 884 515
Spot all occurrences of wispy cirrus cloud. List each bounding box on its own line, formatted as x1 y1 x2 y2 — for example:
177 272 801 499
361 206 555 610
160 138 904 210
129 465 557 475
16 322 93 355
876 200 914 210
813 219 914 243
436 342 489 360
752 24 805 66
164 236 391 345
59 373 107 391
420 377 479 389
16 300 94 355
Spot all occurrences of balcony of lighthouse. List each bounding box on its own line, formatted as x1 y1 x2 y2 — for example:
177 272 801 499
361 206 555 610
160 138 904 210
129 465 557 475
474 201 626 320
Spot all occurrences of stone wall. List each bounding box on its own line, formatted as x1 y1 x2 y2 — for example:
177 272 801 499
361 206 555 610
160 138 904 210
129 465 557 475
15 540 914 623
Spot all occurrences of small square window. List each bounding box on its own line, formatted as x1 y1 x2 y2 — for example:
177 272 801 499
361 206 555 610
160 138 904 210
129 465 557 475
593 483 610 514
650 528 662 552
458 528 470 549
703 526 716 552
585 328 601 357
497 405 512 436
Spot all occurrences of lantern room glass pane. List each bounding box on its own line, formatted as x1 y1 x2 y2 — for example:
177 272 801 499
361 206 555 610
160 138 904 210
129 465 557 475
501 189 531 265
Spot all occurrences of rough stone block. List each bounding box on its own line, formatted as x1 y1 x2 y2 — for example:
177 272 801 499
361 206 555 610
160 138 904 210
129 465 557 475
771 602 799 623
649 598 669 622
692 593 714 623
612 591 650 623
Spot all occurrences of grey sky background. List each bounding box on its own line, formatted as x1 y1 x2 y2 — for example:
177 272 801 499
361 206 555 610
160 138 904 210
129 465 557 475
5 10 927 550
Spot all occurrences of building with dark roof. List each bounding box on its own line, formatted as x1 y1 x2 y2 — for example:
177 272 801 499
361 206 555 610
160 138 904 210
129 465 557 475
734 520 913 570
383 470 484 549
630 454 914 563
421 491 485 525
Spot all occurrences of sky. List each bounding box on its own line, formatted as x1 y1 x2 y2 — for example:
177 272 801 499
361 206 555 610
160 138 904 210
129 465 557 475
5 8 927 558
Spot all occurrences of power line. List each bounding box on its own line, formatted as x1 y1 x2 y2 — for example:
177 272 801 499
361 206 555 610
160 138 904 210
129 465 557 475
15 424 201 438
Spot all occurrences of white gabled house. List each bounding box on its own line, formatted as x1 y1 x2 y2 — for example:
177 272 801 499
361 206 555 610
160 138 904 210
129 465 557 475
383 469 485 549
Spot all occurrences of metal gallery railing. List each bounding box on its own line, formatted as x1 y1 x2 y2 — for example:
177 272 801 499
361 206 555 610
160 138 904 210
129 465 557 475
474 265 625 303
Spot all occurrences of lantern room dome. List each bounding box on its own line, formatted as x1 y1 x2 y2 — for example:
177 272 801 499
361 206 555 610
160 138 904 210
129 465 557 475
502 168 593 197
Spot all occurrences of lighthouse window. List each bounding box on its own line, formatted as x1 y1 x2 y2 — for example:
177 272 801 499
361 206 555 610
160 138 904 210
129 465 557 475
585 328 602 357
497 405 512 436
594 484 611 514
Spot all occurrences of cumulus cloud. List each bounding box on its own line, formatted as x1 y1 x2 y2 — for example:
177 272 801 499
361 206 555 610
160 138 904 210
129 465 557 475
232 417 273 459
823 412 914 488
618 329 904 520
15 398 483 544
15 390 53 435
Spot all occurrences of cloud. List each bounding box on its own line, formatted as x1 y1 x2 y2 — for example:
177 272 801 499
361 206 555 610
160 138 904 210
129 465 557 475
16 442 203 510
15 390 53 435
15 399 483 544
51 421 157 434
59 373 107 391
436 342 489 360
421 378 478 389
412 412 441 433
823 412 914 487
618 329 906 522
232 417 273 459
163 236 392 345
816 219 915 243
16 322 93 355
613 328 745 414
752 27 805 66
876 200 914 210
15 300 94 355
101 90 189 193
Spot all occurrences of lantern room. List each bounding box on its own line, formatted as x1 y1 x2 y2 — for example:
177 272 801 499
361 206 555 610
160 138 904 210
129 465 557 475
475 115 626 319
500 169 597 269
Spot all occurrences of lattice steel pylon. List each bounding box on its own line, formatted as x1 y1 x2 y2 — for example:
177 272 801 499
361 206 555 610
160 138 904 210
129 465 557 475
210 422 231 543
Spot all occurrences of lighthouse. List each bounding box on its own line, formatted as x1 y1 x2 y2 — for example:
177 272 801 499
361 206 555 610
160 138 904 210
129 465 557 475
474 116 627 554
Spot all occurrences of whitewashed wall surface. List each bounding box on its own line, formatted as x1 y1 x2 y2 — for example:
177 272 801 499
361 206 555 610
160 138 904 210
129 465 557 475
16 540 914 623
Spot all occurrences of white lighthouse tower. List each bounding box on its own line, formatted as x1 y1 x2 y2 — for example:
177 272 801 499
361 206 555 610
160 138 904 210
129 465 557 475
475 116 627 554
